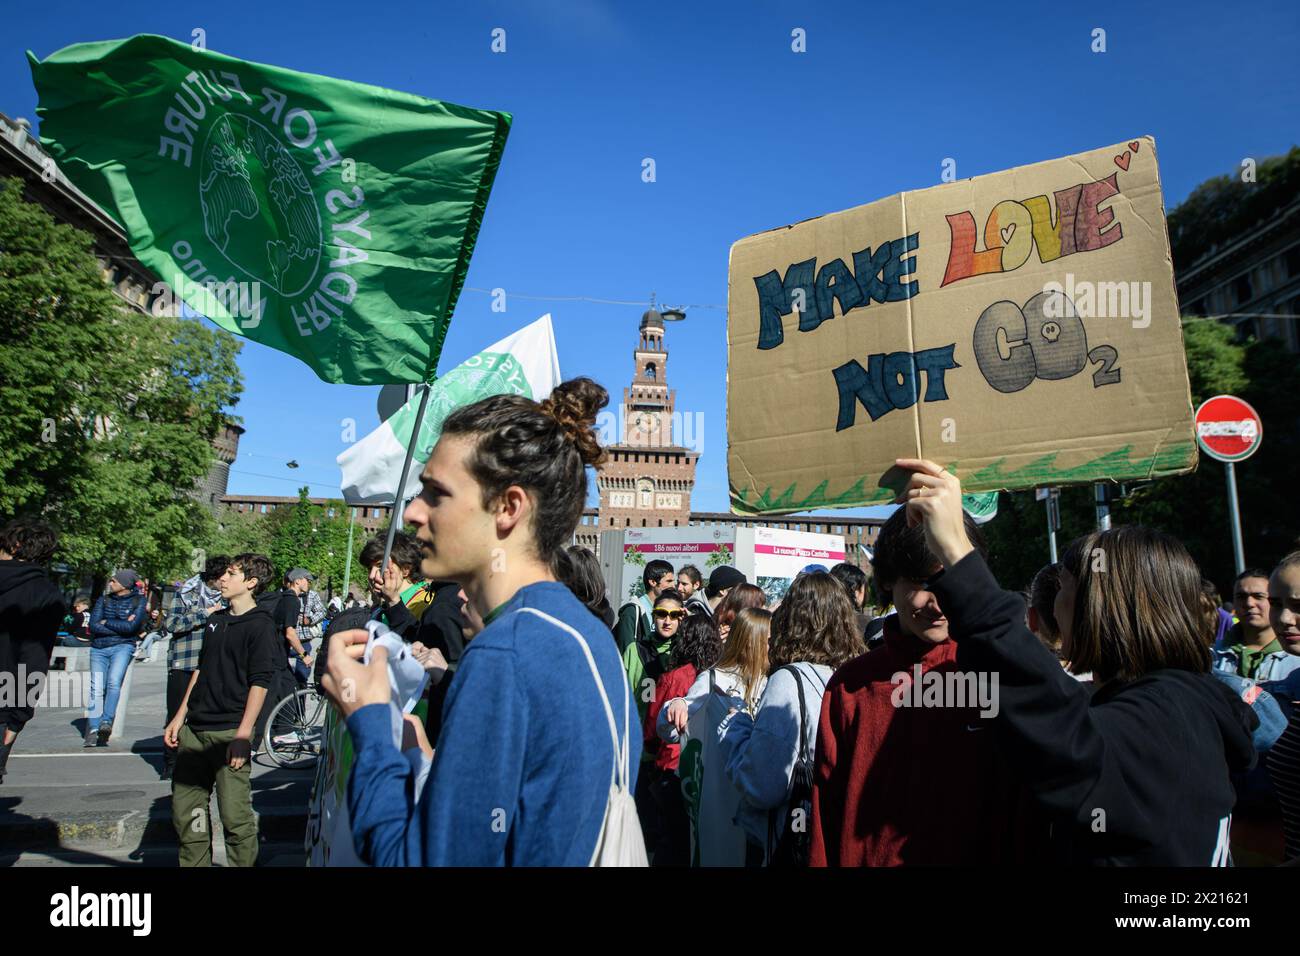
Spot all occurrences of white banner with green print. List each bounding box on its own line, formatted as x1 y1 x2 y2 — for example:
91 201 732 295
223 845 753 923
338 314 562 503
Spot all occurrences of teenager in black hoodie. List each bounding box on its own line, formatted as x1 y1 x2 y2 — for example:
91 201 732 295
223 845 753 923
894 459 1257 866
164 552 277 866
0 519 66 784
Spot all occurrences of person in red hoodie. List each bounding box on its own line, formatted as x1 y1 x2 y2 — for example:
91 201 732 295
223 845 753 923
645 610 721 866
809 505 1041 866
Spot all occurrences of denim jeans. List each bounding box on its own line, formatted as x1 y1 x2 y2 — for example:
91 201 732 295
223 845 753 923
88 643 135 729
290 640 313 685
136 631 166 658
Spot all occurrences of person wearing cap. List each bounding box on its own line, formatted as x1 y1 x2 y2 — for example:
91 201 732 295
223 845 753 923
296 569 328 670
252 567 315 746
688 567 746 621
281 569 318 685
86 569 148 747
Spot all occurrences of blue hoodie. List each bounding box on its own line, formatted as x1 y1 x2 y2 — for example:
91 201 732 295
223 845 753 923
346 581 641 866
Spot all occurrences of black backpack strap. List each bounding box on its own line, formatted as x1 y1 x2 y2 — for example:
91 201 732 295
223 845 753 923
786 665 811 763
708 668 718 694
767 664 809 862
804 665 827 698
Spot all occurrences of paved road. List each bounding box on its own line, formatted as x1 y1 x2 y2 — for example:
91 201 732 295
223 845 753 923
1 649 314 867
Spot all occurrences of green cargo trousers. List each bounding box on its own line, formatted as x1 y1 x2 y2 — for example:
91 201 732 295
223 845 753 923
171 724 258 867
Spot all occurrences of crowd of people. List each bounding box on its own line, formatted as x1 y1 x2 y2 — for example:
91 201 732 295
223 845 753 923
2 377 1300 868
311 380 1300 868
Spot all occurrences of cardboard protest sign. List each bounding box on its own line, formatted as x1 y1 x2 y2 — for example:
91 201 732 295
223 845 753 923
727 137 1197 514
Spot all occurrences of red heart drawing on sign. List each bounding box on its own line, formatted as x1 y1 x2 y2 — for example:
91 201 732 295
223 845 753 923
1000 223 1016 245
1129 140 1140 153
1114 151 1131 171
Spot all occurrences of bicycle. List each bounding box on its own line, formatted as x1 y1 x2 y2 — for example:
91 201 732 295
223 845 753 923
261 683 328 769
260 606 374 769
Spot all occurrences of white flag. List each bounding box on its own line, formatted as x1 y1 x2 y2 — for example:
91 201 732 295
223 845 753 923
338 315 562 504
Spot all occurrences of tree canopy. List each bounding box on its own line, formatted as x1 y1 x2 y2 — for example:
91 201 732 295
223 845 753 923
1167 146 1300 272
258 488 372 597
0 176 243 580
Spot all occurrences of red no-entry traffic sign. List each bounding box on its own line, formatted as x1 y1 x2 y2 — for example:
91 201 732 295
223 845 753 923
1195 395 1263 463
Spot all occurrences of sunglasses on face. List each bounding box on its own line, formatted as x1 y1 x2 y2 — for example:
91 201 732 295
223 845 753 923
653 608 686 621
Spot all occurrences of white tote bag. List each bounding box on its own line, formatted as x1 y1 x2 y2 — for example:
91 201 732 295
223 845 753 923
515 608 648 867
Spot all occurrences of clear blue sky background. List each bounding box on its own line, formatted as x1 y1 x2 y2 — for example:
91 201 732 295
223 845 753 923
5 0 1298 516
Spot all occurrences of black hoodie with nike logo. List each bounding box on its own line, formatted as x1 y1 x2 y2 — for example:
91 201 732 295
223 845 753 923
933 550 1257 866
187 603 277 732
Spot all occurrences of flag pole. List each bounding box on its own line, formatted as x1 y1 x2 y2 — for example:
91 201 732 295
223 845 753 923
381 383 431 573
341 506 357 597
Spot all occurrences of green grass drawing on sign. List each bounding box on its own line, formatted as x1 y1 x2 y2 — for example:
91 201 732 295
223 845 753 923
730 440 1196 515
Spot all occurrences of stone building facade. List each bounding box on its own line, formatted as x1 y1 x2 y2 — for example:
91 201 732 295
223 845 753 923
196 422 245 510
1176 196 1300 351
220 495 393 534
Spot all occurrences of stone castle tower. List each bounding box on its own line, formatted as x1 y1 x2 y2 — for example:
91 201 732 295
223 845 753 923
595 309 699 529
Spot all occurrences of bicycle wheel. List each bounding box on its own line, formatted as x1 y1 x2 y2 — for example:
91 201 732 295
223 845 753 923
263 687 328 769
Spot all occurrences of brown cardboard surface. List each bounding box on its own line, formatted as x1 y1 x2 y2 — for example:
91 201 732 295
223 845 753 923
726 137 1197 515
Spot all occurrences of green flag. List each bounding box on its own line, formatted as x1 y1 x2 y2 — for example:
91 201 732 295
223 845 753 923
28 34 510 385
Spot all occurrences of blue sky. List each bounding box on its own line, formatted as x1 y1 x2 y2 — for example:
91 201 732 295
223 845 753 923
6 0 1298 515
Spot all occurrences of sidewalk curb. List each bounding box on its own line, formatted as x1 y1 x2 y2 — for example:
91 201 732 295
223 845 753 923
0 805 308 850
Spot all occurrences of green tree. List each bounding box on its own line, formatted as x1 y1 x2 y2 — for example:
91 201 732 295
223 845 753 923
263 489 370 597
977 485 1103 592
313 506 371 598
1116 318 1300 593
269 488 317 581
0 177 243 580
206 507 275 563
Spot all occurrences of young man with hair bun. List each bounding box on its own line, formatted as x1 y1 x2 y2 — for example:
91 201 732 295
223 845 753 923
324 379 645 866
